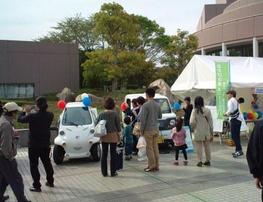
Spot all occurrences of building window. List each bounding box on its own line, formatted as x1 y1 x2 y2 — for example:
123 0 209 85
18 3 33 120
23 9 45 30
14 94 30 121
206 49 222 56
259 42 263 57
0 84 34 99
227 44 253 57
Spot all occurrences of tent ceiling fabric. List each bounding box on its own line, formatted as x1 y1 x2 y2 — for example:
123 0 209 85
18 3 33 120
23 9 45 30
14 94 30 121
171 55 263 94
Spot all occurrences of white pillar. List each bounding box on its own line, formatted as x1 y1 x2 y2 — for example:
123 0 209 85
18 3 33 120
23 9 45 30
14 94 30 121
221 43 227 56
201 48 206 55
253 37 259 57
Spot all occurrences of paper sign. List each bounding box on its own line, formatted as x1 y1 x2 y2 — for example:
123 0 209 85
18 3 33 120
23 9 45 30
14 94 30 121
183 126 194 152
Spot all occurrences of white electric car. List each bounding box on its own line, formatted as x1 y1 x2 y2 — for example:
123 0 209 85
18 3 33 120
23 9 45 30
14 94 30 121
53 102 101 165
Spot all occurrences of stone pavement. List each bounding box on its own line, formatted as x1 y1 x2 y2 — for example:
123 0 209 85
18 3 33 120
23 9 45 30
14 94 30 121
5 138 262 202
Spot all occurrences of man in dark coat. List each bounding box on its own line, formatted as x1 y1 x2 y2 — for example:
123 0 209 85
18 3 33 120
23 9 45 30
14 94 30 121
18 97 54 192
247 120 263 201
183 97 193 126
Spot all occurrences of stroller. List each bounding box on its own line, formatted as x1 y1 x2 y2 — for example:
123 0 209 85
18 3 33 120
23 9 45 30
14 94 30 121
116 138 124 170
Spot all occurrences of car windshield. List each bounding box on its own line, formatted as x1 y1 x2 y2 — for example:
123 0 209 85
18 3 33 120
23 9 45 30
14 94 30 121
62 107 92 126
154 98 171 114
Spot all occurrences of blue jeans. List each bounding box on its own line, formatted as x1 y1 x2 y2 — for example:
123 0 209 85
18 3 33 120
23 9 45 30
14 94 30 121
125 143 133 156
230 119 242 152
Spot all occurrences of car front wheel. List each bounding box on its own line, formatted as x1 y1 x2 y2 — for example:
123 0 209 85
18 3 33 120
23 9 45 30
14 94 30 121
90 143 101 162
53 145 65 165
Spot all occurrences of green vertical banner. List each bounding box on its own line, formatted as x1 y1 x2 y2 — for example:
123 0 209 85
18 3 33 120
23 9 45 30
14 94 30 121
215 61 230 119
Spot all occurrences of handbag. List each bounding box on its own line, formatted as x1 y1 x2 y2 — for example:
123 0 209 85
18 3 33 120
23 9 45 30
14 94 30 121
94 120 107 137
133 122 141 136
136 136 147 149
204 115 213 142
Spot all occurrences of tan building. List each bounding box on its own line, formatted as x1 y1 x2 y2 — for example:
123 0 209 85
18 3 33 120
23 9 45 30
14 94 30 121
195 0 263 57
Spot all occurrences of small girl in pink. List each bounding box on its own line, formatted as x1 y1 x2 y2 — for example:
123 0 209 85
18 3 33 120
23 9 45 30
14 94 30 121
171 118 188 165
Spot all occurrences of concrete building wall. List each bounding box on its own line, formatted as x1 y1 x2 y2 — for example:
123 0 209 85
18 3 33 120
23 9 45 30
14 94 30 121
195 0 263 57
0 40 79 97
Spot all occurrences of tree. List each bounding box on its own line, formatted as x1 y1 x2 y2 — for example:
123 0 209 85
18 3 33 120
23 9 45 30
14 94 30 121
82 49 154 89
93 3 140 52
38 14 102 88
82 50 111 88
38 14 99 51
162 30 198 76
135 15 170 64
88 3 156 90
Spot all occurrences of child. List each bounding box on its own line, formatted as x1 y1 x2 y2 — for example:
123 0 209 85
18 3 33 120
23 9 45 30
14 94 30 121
123 117 133 161
171 118 188 165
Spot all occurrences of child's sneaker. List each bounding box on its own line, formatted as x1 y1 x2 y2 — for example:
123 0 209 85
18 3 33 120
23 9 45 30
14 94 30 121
173 161 179 166
183 160 188 166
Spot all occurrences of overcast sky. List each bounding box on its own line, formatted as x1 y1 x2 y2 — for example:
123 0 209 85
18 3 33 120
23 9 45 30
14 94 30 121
0 0 215 41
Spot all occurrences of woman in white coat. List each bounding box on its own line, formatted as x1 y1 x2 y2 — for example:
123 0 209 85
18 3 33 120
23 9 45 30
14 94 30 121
190 96 213 167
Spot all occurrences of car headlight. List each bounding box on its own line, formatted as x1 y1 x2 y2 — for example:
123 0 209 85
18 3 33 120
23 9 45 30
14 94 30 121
169 119 176 126
90 129 95 134
59 130 65 136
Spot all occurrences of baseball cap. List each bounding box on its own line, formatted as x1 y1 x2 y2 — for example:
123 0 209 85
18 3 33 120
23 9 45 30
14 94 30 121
3 102 22 112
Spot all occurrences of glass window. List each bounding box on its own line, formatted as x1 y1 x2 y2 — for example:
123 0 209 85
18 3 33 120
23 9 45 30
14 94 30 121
259 42 263 57
0 84 34 99
206 49 222 56
62 107 92 126
154 98 171 114
228 44 253 57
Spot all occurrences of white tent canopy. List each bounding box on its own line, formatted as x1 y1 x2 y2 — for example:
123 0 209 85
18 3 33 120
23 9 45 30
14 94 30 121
171 55 263 133
171 55 263 93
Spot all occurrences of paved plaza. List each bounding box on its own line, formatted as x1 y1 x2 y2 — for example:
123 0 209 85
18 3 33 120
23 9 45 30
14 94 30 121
5 138 262 202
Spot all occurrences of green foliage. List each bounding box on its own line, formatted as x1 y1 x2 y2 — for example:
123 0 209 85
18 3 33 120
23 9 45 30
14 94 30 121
82 3 155 89
38 3 199 89
93 3 140 52
82 50 111 88
82 49 154 89
135 15 170 64
162 29 198 75
38 14 98 51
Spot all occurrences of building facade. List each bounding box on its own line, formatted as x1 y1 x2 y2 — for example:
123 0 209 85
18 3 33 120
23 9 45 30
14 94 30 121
195 0 263 57
0 40 79 98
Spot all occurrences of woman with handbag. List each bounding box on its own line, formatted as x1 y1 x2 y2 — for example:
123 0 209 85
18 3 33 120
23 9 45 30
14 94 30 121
131 97 145 154
190 96 213 167
96 97 121 177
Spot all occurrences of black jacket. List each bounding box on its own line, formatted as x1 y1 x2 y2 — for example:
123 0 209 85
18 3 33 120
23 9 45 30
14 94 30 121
18 111 54 148
246 120 263 179
183 104 193 126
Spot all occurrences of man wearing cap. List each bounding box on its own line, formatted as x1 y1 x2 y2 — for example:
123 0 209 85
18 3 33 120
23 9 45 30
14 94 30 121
0 102 31 202
18 97 54 192
225 90 244 158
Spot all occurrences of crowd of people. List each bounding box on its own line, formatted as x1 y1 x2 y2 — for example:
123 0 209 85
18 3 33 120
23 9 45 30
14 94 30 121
0 88 263 201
